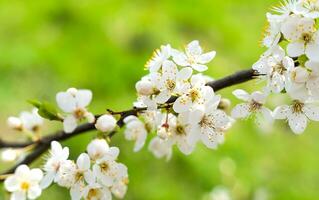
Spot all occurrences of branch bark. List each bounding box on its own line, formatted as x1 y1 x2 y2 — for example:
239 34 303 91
0 68 257 176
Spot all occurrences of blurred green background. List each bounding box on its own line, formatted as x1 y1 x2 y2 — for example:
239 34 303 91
1 0 319 199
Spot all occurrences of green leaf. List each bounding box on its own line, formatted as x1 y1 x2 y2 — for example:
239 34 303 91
27 99 61 121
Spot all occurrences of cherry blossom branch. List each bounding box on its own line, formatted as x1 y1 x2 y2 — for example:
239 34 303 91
0 68 257 178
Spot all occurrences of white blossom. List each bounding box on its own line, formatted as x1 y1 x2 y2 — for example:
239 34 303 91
4 165 43 200
167 113 195 155
151 60 192 104
173 74 218 113
148 137 173 161
1 149 23 163
172 40 216 72
87 139 119 162
41 141 69 189
273 100 319 134
146 44 172 73
281 14 319 61
231 90 273 123
8 109 44 133
296 0 319 18
95 114 117 133
123 116 148 152
56 88 95 133
252 46 294 93
189 105 231 149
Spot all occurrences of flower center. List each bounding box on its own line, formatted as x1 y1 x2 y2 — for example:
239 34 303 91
199 115 214 129
165 79 176 91
87 188 100 200
189 88 201 102
292 100 304 114
100 163 109 173
175 125 186 135
20 182 30 191
75 172 84 182
301 33 313 44
249 101 263 112
74 108 85 119
273 62 286 75
187 55 196 65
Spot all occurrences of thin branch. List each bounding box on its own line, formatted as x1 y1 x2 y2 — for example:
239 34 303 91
0 68 257 177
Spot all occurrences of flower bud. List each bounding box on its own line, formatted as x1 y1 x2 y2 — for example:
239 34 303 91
218 98 231 111
87 139 109 161
7 117 22 131
1 149 20 162
95 114 117 132
157 126 170 140
291 67 310 83
67 87 78 96
135 80 154 96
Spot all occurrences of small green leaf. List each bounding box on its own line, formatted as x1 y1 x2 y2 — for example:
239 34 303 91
27 99 61 121
27 99 42 108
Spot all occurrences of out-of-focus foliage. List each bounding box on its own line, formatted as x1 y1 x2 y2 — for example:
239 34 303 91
1 0 319 199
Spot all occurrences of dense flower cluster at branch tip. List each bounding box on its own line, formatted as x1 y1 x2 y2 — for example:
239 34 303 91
1 0 319 199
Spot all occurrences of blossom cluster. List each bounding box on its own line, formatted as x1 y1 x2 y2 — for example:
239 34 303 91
231 0 319 134
123 40 232 158
4 140 128 200
3 1 319 199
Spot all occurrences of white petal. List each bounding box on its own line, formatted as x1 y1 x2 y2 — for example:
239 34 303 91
287 42 305 57
70 184 83 200
251 91 267 104
28 185 42 199
15 165 30 177
40 172 55 189
177 138 194 155
186 40 202 55
189 107 205 124
304 104 319 121
306 43 319 62
75 90 92 108
197 51 216 64
51 141 63 155
63 115 78 133
154 90 171 104
177 67 193 80
56 92 77 113
288 113 308 134
172 52 189 66
76 153 90 171
11 191 26 200
108 147 120 160
191 64 208 72
134 131 147 152
231 103 250 119
260 107 273 123
4 176 19 192
200 128 218 149
30 169 43 182
232 89 250 101
173 96 192 113
162 60 177 75
211 110 230 128
272 105 289 119
84 170 95 185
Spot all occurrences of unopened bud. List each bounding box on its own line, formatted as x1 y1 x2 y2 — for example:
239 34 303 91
157 126 170 140
7 117 23 131
95 114 117 132
1 149 20 162
218 98 231 111
135 80 154 96
291 67 310 83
